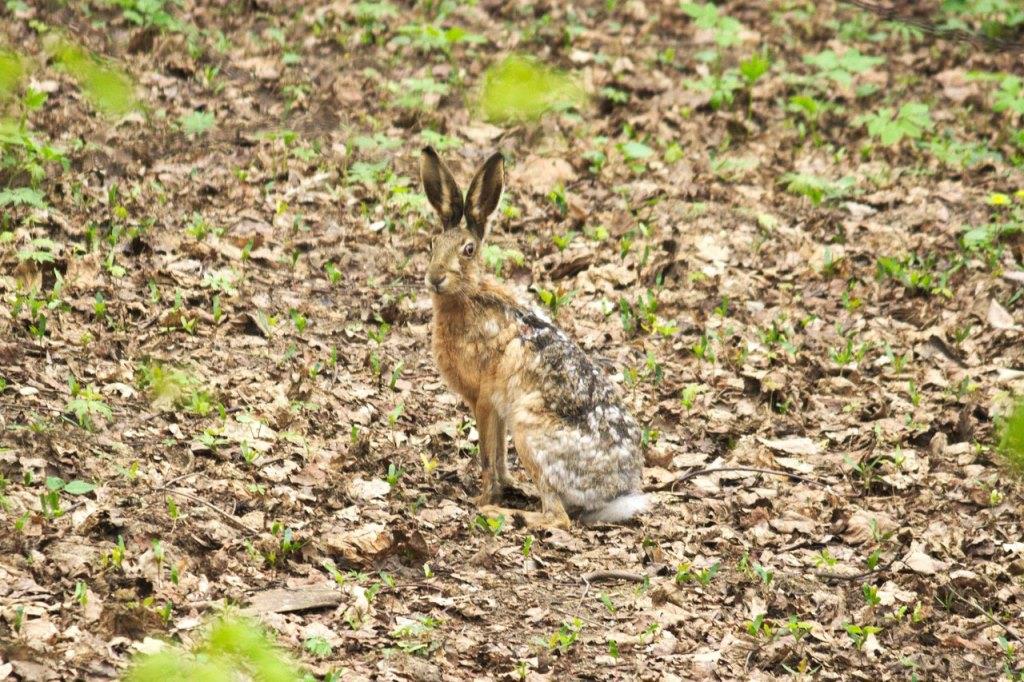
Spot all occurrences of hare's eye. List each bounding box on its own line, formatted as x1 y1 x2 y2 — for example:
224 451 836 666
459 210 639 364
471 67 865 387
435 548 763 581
462 241 476 257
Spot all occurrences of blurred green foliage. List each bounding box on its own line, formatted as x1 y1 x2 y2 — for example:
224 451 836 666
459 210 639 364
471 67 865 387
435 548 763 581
0 50 25 101
125 616 303 682
477 55 585 124
45 38 138 117
999 398 1024 473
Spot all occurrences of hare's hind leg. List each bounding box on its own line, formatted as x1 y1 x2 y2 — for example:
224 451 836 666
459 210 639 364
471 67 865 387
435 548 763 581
510 430 571 530
476 428 571 530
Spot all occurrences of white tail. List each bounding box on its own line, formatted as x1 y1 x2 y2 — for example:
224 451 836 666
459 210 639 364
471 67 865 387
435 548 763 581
582 493 650 524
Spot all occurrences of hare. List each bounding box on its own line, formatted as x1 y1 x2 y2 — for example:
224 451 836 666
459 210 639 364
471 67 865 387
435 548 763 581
420 147 648 529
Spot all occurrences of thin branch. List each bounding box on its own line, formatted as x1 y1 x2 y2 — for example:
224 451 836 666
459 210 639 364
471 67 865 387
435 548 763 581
582 570 649 584
157 487 257 535
839 0 1024 52
948 583 1024 644
160 470 201 489
668 466 827 492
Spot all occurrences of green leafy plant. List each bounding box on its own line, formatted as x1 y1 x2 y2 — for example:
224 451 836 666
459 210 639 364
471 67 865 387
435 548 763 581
397 22 484 55
535 286 574 317
744 613 773 639
783 616 813 642
0 186 46 208
680 383 702 409
473 513 506 536
482 244 525 276
787 93 829 140
686 70 743 110
303 635 332 658
66 381 113 430
548 618 583 654
385 462 405 487
110 0 187 33
389 616 442 657
739 51 770 87
40 476 95 519
675 561 720 586
803 48 884 88
860 102 934 146
844 622 881 650
969 72 1024 116
618 139 656 171
618 291 678 337
0 116 67 195
862 583 881 607
926 133 1000 169
692 332 716 363
136 363 214 416
125 616 302 681
521 534 534 556
179 110 216 136
0 50 25 98
997 397 1024 473
780 172 855 205
876 253 958 297
680 2 744 47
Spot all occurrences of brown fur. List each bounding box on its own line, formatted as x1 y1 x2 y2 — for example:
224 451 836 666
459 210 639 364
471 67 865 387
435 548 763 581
421 148 645 530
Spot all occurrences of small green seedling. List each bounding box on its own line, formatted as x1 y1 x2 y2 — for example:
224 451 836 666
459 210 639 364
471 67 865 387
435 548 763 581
473 513 505 536
844 623 881 650
548 618 583 654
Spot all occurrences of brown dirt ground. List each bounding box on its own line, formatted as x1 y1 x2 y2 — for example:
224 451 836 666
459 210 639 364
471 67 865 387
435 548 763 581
2 0 1024 680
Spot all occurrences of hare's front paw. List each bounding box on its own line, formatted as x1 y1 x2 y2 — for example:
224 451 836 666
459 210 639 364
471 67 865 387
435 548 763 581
496 471 518 489
474 488 501 506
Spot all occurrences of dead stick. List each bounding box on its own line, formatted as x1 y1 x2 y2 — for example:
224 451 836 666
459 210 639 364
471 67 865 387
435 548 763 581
669 466 826 492
582 570 649 583
948 584 1024 644
160 470 202 489
838 0 1024 52
157 488 257 534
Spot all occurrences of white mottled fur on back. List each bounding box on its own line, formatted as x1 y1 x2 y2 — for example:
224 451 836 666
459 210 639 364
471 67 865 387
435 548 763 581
582 493 650 524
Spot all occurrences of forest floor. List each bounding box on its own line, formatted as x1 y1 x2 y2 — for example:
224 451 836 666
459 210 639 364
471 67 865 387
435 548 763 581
1 0 1024 680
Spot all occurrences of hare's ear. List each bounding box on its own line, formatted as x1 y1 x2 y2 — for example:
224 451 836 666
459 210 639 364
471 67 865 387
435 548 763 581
420 147 464 230
464 151 504 241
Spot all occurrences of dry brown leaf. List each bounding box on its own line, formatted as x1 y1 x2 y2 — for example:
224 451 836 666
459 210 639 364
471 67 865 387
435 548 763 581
758 436 822 457
323 523 393 566
988 298 1021 330
902 544 950 575
841 508 897 545
512 156 574 194
769 510 818 535
346 477 390 501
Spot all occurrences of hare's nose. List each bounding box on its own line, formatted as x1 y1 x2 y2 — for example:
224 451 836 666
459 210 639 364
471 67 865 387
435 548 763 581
428 273 447 290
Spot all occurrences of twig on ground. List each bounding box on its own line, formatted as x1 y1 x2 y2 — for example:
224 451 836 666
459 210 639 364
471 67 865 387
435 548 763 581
839 0 1024 52
948 583 1024 644
668 466 827 492
160 470 201 488
582 570 649 584
157 487 257 534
